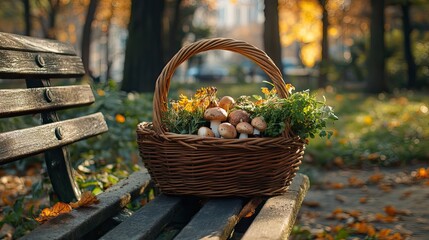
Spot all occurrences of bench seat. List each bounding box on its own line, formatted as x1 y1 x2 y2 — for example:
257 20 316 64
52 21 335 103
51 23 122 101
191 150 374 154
23 173 308 239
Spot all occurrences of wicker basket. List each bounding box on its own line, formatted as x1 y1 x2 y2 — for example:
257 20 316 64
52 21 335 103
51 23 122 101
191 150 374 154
137 38 305 197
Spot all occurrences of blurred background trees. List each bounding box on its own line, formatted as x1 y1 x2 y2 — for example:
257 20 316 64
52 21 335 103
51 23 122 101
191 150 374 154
0 0 428 92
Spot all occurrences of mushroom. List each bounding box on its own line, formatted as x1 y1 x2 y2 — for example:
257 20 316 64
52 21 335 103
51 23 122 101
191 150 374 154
218 96 235 112
228 109 250 126
204 107 228 137
218 122 237 139
197 126 215 138
236 122 254 139
251 116 267 136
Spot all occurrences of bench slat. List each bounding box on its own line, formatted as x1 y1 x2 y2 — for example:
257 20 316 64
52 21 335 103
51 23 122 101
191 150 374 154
21 170 152 240
0 112 107 164
174 198 243 240
100 195 182 240
0 85 95 118
0 32 76 55
241 174 310 240
0 50 84 79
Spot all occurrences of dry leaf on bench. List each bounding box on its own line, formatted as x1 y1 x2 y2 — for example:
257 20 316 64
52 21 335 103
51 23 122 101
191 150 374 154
70 191 99 209
35 202 72 223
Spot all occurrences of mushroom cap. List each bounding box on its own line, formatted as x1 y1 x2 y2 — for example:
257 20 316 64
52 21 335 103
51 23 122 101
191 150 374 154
218 122 237 139
228 110 250 126
219 96 235 111
236 122 254 134
204 107 227 121
197 126 215 137
251 116 267 131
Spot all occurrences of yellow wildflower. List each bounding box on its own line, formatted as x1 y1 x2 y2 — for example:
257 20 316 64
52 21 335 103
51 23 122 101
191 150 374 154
178 94 189 107
115 114 125 123
97 89 105 96
285 83 295 94
261 87 270 95
171 102 180 112
363 115 373 125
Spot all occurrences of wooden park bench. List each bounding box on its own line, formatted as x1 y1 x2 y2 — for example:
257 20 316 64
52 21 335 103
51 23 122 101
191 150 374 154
0 32 309 240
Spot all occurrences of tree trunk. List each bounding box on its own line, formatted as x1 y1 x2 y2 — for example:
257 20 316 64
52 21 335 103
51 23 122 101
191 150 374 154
366 0 387 93
47 0 60 39
263 0 285 78
401 1 416 89
81 0 99 76
121 0 165 93
23 0 31 36
318 0 329 88
166 0 183 61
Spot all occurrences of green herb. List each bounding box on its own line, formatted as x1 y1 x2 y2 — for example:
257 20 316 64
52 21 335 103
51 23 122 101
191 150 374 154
236 83 338 139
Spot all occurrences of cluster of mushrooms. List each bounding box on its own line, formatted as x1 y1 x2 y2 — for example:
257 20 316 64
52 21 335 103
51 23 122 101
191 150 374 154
198 96 267 139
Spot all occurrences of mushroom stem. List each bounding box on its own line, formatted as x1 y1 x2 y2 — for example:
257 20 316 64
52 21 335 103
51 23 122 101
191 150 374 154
210 120 221 137
253 129 261 136
239 133 249 139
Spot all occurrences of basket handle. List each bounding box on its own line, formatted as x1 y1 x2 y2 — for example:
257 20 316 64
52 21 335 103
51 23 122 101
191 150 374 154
153 38 289 134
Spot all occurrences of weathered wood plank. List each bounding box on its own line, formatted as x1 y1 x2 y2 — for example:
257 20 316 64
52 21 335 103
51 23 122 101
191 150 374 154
0 85 94 118
174 198 243 240
241 174 310 240
0 32 76 55
0 49 84 79
21 170 152 240
0 113 108 164
100 194 182 240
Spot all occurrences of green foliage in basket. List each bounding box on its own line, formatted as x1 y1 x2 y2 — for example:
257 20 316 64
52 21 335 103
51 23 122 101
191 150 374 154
162 82 337 139
234 82 338 139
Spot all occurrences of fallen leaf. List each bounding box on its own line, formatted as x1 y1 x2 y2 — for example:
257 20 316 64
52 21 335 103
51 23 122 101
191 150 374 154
368 173 384 184
378 183 392 192
352 222 376 236
384 205 410 217
328 182 345 189
385 205 397 216
415 168 429 179
348 210 361 218
359 197 368 204
238 197 263 219
70 191 99 209
378 228 392 238
35 202 72 223
374 213 398 223
348 176 365 187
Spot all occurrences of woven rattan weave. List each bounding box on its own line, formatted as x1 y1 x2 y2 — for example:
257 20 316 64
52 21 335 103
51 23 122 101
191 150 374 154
137 38 305 197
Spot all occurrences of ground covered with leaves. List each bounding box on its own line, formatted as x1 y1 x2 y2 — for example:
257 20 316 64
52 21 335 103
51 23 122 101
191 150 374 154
293 166 429 240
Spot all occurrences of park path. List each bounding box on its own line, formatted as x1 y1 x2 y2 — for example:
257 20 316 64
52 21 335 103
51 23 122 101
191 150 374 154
295 165 429 239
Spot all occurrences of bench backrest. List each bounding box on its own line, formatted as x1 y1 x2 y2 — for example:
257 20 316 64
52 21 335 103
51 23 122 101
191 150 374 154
0 32 108 202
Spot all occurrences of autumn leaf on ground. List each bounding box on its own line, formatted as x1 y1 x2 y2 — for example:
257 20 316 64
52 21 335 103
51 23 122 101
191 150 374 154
348 176 365 187
384 205 410 217
368 173 384 184
414 167 429 179
359 197 368 204
35 202 72 223
70 191 100 209
327 182 345 189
